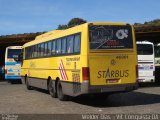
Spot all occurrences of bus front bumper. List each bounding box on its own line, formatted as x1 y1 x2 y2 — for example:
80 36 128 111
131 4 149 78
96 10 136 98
5 75 21 80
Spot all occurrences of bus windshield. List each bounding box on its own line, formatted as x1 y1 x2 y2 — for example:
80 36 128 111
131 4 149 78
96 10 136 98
137 44 153 55
7 49 21 59
89 25 133 50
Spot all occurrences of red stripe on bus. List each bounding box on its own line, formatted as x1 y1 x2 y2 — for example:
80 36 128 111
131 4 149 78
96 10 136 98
59 60 68 80
59 66 65 80
60 63 67 80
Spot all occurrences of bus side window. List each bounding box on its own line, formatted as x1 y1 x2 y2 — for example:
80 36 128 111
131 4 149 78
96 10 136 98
25 48 28 59
44 42 48 56
34 45 38 58
74 34 80 53
67 36 74 54
48 41 52 56
27 47 29 59
56 39 61 54
31 46 34 58
37 44 41 57
29 47 32 59
51 41 56 55
62 38 67 54
40 43 45 57
32 46 36 58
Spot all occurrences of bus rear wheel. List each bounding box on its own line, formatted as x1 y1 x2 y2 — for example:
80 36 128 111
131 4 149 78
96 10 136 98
48 80 57 98
57 81 68 101
25 77 33 90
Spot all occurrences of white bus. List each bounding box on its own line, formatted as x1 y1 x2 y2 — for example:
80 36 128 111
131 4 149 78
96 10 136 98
136 41 155 83
5 46 22 83
155 43 160 67
154 43 160 83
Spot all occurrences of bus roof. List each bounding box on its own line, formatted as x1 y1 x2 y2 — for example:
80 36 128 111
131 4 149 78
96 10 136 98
6 46 22 49
35 30 63 40
136 41 153 45
23 22 131 48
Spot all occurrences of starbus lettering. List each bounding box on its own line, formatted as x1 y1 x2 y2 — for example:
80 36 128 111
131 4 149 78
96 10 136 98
97 68 129 78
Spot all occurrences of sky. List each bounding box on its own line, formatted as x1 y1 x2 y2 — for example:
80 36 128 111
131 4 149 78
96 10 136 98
0 0 159 35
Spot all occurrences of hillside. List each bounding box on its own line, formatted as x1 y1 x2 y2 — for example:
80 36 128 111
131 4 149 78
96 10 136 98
134 19 160 26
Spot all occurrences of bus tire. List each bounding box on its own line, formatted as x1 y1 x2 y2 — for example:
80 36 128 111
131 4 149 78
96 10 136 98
57 80 68 101
10 81 15 84
25 77 33 90
48 80 57 98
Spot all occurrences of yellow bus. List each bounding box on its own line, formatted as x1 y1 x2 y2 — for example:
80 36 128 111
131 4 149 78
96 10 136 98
21 22 138 101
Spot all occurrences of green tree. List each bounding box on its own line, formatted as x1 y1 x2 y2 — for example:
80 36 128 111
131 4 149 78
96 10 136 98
67 18 87 28
57 18 87 30
57 24 68 30
136 19 160 25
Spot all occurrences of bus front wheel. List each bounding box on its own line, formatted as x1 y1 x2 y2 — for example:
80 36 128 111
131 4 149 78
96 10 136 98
57 81 68 101
25 77 33 90
48 80 57 98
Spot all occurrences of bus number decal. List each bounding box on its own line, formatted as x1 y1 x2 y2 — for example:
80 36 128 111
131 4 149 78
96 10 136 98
97 68 129 78
116 55 128 59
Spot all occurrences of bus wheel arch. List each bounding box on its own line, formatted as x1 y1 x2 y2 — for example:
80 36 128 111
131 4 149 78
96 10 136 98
56 78 68 101
25 75 33 90
24 74 28 84
55 77 59 92
48 76 57 98
47 76 51 88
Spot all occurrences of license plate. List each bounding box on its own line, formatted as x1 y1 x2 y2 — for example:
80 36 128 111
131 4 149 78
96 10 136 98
7 73 15 75
106 79 119 83
143 65 150 70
